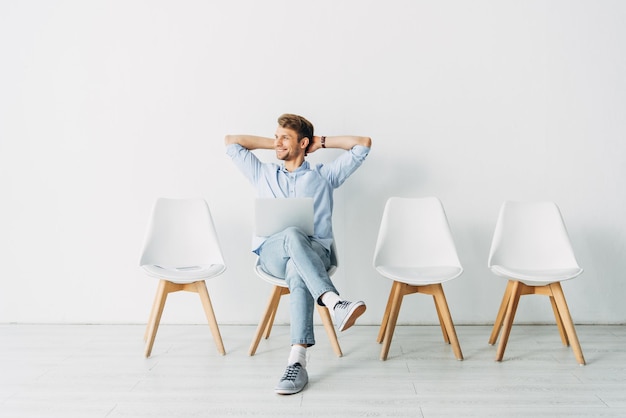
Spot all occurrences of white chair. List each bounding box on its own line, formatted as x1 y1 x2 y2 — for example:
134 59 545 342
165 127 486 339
248 242 343 357
374 197 464 361
487 201 585 365
140 198 226 358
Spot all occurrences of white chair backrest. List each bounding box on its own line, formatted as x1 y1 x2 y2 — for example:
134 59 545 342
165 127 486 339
488 201 580 270
373 197 461 269
140 198 224 269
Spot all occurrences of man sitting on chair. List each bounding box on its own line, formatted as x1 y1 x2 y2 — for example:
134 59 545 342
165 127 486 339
225 113 371 395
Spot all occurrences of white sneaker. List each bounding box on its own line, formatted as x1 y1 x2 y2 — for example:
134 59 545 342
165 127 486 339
274 363 308 395
333 300 366 332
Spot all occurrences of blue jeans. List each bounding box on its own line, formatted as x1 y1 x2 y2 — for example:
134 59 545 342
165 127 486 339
258 227 338 347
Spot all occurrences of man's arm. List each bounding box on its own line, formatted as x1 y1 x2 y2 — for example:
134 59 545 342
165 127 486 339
224 135 274 150
307 135 372 154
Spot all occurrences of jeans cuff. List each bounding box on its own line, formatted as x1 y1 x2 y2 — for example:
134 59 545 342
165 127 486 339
292 339 316 347
315 286 339 306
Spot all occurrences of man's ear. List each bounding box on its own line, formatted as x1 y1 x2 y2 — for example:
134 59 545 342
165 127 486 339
301 137 310 150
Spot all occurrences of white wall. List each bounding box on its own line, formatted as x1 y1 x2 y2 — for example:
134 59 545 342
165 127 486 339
1 0 625 325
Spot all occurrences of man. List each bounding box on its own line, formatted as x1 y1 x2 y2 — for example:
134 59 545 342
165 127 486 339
225 113 371 395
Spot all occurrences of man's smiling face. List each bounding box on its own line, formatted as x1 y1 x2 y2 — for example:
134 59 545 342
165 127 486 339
274 125 306 162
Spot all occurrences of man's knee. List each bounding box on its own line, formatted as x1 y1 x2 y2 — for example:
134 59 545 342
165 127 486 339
282 226 310 243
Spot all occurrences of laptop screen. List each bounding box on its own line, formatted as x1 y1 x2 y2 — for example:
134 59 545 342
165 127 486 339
254 198 315 237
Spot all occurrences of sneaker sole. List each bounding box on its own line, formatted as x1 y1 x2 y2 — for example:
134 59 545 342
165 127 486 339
275 381 307 395
338 302 366 332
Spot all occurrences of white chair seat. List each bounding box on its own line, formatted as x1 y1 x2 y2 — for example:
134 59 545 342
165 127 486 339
143 264 226 283
254 264 286 287
375 266 462 285
490 265 582 286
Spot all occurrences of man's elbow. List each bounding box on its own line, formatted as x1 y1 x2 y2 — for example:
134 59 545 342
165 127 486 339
224 135 237 146
361 136 372 148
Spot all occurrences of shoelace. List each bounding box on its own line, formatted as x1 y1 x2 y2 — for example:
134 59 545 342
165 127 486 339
280 363 302 381
334 301 349 310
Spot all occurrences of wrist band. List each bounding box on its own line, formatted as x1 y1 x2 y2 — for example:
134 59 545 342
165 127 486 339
321 136 326 148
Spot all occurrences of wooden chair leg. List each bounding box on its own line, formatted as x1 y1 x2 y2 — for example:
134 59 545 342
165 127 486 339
549 295 570 346
489 280 514 345
496 280 522 361
144 280 170 358
433 295 451 344
263 287 289 339
549 283 586 365
377 281 398 343
432 284 463 360
144 286 162 342
250 285 344 357
317 305 343 357
195 281 226 355
249 286 284 356
264 305 278 339
380 281 405 361
144 280 226 358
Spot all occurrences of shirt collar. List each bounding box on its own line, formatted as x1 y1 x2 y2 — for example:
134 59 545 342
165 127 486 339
280 160 310 173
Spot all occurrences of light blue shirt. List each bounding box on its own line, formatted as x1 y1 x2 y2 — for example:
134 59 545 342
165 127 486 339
226 143 370 253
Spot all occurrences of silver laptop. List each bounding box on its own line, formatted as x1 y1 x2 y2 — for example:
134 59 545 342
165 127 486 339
255 197 315 237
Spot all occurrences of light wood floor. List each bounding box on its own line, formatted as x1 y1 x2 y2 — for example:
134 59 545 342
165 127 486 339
1 324 625 417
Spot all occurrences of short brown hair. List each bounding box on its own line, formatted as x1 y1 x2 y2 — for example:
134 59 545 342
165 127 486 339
277 114 314 143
